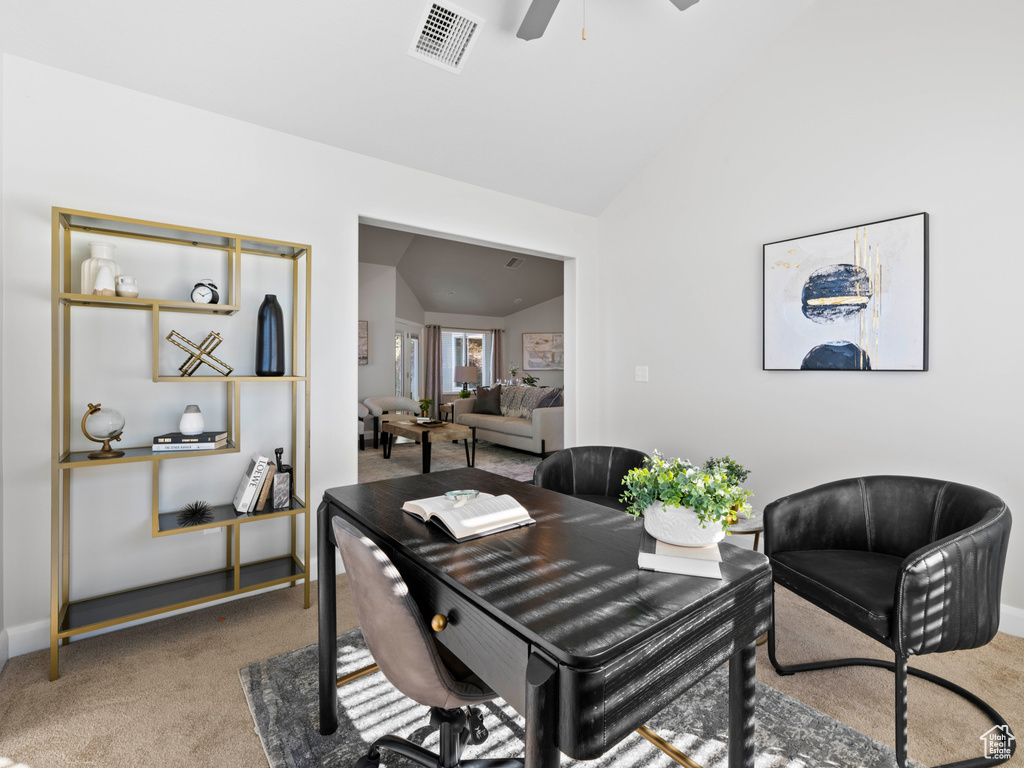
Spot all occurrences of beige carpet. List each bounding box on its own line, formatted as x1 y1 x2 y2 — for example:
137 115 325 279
0 579 1021 767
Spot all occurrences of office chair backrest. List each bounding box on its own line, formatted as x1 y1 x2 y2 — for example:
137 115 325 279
332 517 491 710
534 446 649 499
766 475 1009 560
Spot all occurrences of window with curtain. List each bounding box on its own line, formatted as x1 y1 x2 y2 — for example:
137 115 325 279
441 330 493 393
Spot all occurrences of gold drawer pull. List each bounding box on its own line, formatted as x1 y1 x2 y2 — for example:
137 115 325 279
431 614 449 632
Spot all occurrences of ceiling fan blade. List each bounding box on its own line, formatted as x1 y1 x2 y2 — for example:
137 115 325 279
517 0 561 40
667 0 700 9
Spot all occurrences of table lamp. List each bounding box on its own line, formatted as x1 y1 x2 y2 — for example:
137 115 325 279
454 366 478 394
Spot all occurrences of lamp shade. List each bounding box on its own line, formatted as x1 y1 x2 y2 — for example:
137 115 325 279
454 366 478 385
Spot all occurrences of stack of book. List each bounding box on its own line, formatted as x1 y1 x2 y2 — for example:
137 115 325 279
232 454 277 516
152 431 228 452
637 529 723 579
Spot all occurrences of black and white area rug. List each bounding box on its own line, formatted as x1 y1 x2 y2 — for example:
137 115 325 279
240 629 921 768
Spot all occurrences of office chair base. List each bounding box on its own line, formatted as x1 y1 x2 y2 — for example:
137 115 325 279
356 706 525 768
768 624 1016 768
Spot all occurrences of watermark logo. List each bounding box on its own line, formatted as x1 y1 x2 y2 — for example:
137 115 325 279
980 725 1014 760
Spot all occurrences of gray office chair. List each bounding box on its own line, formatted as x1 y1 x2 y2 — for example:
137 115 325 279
533 446 649 510
332 516 524 768
765 476 1014 768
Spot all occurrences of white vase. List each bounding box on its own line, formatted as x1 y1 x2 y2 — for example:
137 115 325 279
179 405 204 435
81 241 121 295
116 275 139 298
93 265 116 296
642 501 726 547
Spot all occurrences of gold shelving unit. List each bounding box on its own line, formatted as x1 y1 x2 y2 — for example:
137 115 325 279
50 207 311 680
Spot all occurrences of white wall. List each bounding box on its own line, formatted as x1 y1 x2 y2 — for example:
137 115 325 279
423 311 504 330
597 0 1024 616
0 51 7 671
0 56 592 655
395 271 424 326
504 296 564 390
358 263 398 403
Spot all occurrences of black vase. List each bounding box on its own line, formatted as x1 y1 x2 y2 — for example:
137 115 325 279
256 294 285 376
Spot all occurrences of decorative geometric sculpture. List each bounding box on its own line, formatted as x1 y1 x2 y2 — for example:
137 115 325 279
166 330 234 377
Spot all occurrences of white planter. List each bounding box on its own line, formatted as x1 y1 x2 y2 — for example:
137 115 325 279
179 404 205 435
642 501 726 547
81 241 121 295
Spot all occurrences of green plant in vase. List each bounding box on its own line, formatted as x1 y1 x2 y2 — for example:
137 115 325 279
620 451 752 546
418 397 434 418
702 456 751 525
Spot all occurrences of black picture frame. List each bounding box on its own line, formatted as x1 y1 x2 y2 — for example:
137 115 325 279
763 212 928 371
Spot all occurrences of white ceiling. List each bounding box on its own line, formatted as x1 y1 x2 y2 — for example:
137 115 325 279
360 224 564 316
0 0 814 216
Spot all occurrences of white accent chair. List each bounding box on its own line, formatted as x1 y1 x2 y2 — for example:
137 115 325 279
362 396 422 449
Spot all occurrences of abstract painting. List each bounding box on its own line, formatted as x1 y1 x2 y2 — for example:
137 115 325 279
523 332 564 371
763 213 928 371
357 321 368 366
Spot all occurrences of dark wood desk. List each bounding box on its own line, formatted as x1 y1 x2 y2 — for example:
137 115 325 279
318 468 771 767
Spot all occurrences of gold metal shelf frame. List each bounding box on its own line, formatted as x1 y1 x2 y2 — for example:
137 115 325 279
50 207 312 680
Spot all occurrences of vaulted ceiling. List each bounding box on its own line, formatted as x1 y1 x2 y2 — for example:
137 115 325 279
0 0 815 215
359 224 564 316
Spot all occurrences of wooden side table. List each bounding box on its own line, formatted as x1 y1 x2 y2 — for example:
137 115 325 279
728 508 764 551
438 402 454 422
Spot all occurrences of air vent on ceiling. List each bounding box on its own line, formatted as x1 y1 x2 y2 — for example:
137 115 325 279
409 2 484 75
504 257 526 270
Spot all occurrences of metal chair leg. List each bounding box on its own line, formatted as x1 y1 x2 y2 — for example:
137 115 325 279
768 584 1015 768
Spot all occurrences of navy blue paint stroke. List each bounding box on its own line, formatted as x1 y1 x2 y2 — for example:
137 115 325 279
801 341 872 370
801 264 871 324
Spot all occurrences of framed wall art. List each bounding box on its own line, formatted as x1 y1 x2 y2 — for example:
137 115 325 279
763 213 928 371
358 321 368 366
523 332 564 371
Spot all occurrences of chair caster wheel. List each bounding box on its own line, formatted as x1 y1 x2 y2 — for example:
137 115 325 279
467 707 488 745
355 748 381 768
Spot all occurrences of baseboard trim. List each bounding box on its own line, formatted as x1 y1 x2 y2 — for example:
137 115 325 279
5 553 341 660
999 603 1024 638
0 627 10 673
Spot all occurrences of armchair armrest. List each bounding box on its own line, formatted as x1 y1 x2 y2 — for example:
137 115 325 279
896 505 1011 656
764 477 872 557
532 406 564 453
452 398 476 420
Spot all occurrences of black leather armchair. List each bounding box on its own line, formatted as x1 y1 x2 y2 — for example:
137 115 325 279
765 476 1014 768
532 445 649 510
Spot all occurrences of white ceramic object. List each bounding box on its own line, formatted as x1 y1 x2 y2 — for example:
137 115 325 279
116 275 139 298
93 266 116 296
179 404 204 435
642 500 726 547
81 241 121 295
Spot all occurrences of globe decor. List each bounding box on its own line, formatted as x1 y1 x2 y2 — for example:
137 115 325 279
81 402 125 459
620 452 752 547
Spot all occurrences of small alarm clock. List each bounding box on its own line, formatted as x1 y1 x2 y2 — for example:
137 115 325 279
190 279 219 304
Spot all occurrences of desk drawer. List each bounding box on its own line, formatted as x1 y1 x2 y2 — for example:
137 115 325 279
391 550 530 715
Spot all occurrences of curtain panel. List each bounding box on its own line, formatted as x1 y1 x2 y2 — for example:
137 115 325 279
423 324 442 420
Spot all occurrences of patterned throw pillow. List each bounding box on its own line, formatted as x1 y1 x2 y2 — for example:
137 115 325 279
500 386 552 419
537 387 563 408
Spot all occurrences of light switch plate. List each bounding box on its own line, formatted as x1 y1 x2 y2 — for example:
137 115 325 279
635 365 649 382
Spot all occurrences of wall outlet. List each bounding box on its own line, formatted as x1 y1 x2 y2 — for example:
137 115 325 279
203 527 224 535
635 365 649 382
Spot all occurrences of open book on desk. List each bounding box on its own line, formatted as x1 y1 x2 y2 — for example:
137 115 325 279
637 529 723 579
402 493 535 542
